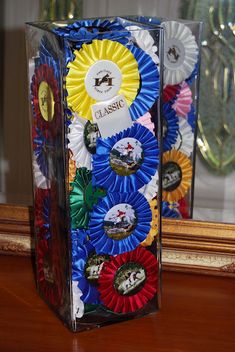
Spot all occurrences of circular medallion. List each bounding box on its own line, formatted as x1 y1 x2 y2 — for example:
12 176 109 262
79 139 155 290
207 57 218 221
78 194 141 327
114 262 146 296
110 137 143 176
104 203 137 240
83 121 100 154
164 38 185 70
84 252 110 286
38 81 55 121
85 60 122 101
162 161 182 192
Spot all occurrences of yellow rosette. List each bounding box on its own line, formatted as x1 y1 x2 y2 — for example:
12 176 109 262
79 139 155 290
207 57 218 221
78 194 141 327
141 199 158 247
69 152 77 189
162 150 192 202
66 39 140 120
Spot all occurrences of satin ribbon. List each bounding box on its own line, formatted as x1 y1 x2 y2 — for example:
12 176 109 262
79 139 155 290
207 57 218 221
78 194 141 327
89 192 152 255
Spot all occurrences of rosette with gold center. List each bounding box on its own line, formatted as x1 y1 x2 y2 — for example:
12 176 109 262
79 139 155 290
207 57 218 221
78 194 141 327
162 150 192 202
66 39 140 120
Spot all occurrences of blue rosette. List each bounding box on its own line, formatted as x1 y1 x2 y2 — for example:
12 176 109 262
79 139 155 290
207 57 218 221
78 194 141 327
187 104 196 132
162 202 180 219
39 36 60 82
162 102 179 152
72 239 101 304
71 229 88 247
92 123 159 193
129 45 160 120
89 192 152 255
53 19 130 47
33 127 54 180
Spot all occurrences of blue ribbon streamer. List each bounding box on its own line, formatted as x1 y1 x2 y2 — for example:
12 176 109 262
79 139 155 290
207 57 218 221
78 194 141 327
185 61 199 85
89 192 152 255
187 104 196 132
72 239 101 304
128 45 160 120
162 102 179 152
92 123 159 193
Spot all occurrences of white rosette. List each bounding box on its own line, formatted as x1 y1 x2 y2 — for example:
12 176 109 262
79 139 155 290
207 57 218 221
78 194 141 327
174 117 194 156
126 25 159 64
32 154 50 189
72 281 84 319
68 114 100 170
139 170 159 201
162 21 198 85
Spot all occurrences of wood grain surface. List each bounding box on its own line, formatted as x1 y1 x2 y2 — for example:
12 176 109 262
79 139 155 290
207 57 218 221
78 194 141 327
0 255 235 352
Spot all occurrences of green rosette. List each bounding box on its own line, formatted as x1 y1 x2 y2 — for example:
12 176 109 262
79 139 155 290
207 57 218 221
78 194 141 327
70 167 105 229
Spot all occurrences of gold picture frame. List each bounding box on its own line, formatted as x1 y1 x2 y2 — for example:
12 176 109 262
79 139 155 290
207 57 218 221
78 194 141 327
1 204 235 277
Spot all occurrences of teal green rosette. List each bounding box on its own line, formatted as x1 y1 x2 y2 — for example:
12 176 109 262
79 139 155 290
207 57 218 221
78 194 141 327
70 167 105 229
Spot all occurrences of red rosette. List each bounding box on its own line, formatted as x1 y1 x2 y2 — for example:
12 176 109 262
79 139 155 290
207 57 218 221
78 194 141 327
178 197 190 219
98 246 158 314
163 84 180 103
36 238 62 307
31 63 61 136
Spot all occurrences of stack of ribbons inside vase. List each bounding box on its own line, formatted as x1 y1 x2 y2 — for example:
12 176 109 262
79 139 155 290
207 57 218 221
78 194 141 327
160 20 199 220
30 17 162 322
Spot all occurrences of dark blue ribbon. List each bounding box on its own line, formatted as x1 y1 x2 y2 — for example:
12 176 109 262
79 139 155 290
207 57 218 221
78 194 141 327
128 45 160 120
72 239 101 304
39 36 61 83
89 192 152 255
92 124 159 193
162 102 179 151
185 61 199 85
33 127 53 180
53 19 130 48
187 104 196 132
162 202 180 219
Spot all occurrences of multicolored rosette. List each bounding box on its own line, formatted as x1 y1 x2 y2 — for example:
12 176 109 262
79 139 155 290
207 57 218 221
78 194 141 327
162 21 198 85
37 239 62 307
53 18 130 46
66 39 140 120
89 192 152 255
162 202 181 219
31 63 61 135
70 167 105 229
72 239 111 304
33 154 51 189
141 199 158 247
128 45 160 120
135 112 155 134
68 114 100 170
162 102 179 152
92 124 159 193
125 25 159 64
162 150 192 202
98 246 158 314
33 126 54 180
172 82 192 117
173 117 194 157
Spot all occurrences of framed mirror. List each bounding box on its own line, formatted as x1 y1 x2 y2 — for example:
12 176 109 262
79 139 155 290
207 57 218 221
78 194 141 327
0 0 235 277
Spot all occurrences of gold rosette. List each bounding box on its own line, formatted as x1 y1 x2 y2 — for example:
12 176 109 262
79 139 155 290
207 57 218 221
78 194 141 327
69 152 77 189
162 150 192 202
66 39 140 120
141 199 158 247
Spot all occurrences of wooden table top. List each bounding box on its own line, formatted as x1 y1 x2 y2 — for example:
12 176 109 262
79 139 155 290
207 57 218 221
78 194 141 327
0 255 235 352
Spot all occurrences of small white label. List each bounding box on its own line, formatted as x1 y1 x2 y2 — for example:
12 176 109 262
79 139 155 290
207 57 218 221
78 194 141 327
164 38 185 69
85 60 122 101
91 94 133 138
